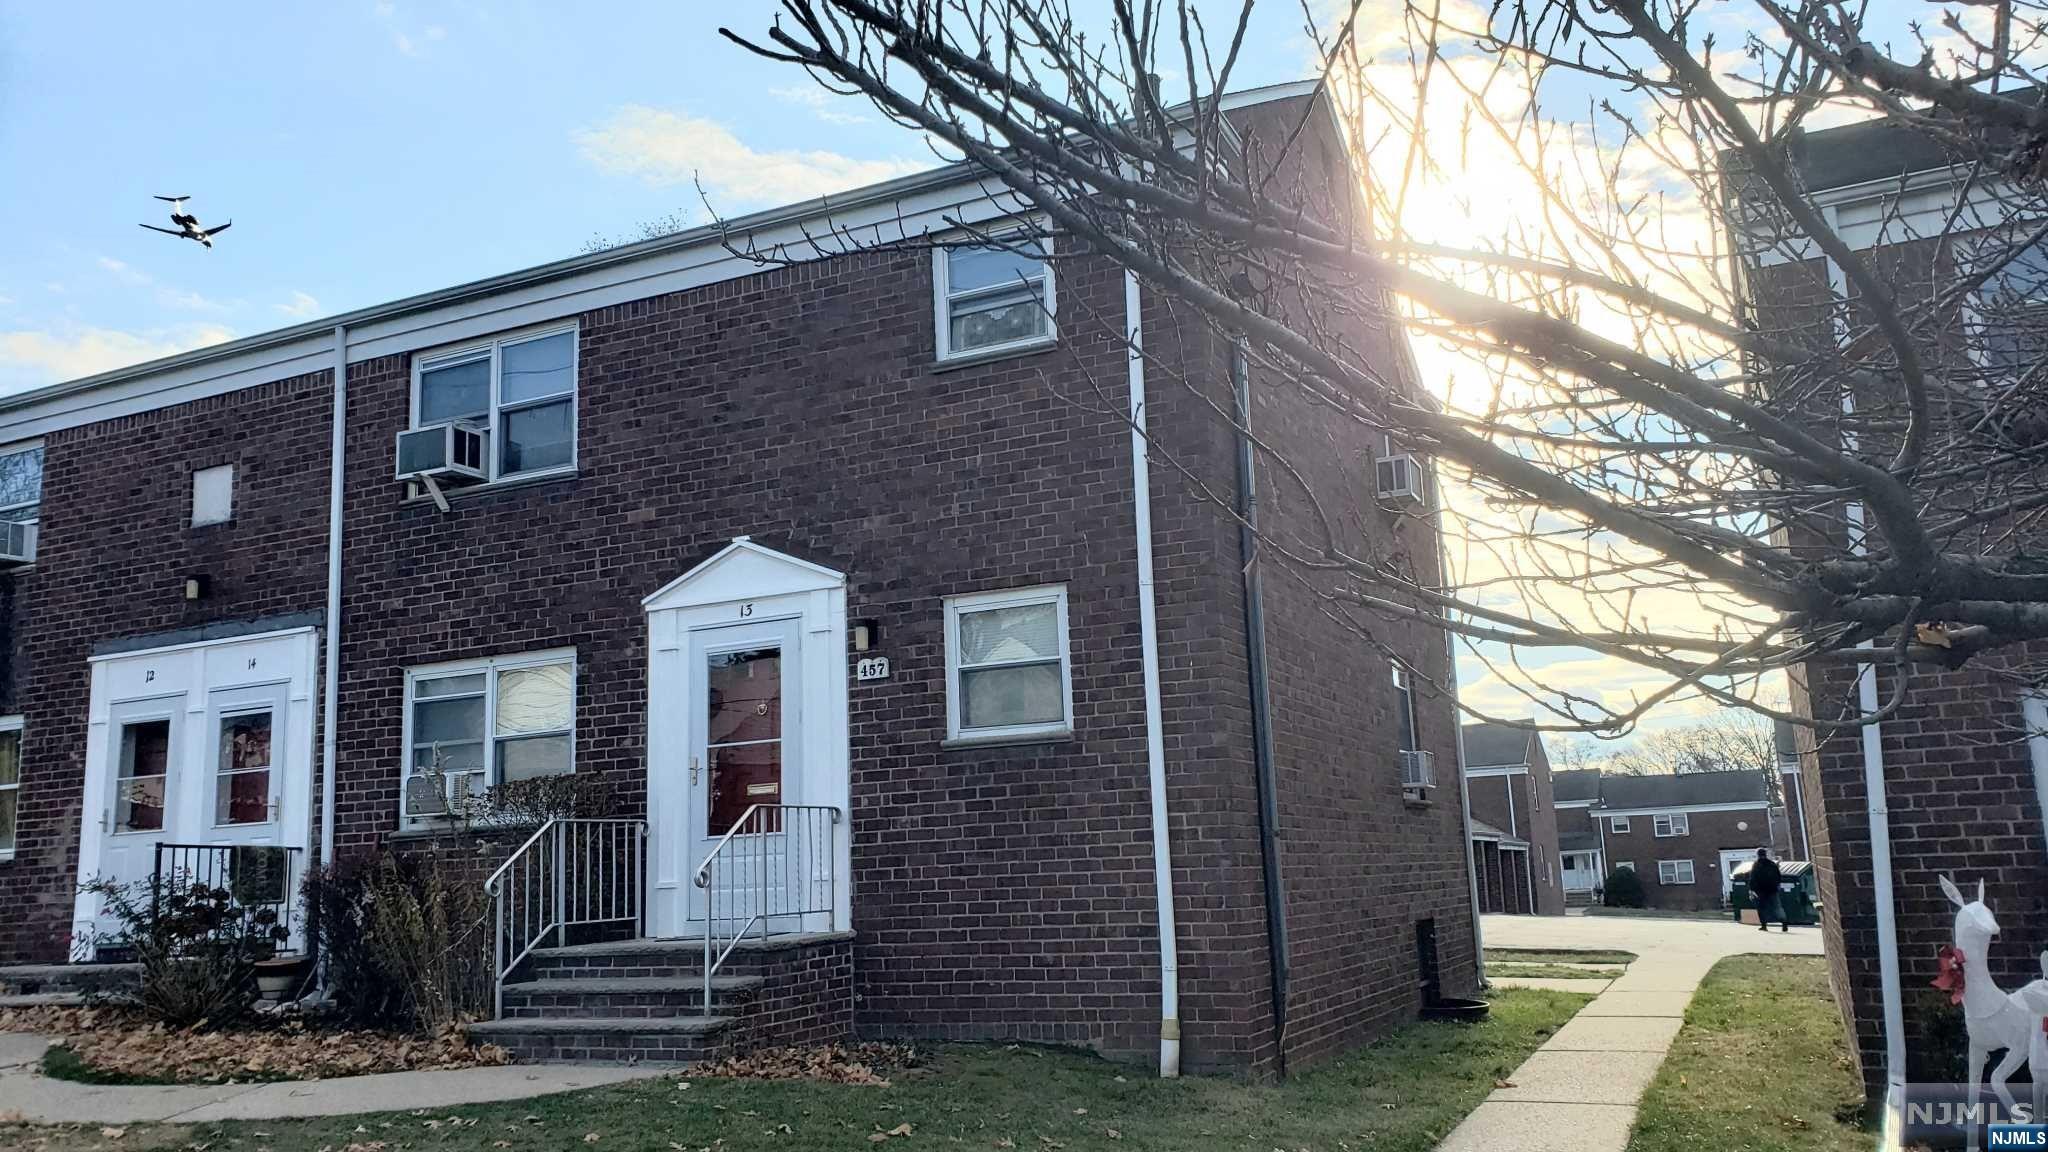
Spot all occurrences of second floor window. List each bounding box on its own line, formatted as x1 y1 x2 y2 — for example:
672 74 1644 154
936 237 1055 361
414 327 577 482
1969 235 2048 374
1653 812 1690 837
0 444 43 524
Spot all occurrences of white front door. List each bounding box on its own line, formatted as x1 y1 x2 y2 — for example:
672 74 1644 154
74 630 317 957
1720 848 1767 900
642 538 853 940
687 617 802 926
1561 851 1600 891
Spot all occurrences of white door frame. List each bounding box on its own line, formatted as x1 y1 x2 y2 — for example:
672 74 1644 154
643 537 851 940
1719 847 1768 900
72 627 319 958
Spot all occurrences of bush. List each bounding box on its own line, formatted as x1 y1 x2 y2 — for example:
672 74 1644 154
1601 866 1647 908
306 845 493 1032
78 874 287 1028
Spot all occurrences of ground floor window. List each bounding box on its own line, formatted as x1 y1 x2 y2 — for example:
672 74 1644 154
0 716 18 858
1658 859 1696 885
403 649 575 821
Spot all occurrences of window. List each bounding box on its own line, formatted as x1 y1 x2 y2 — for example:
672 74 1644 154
935 236 1055 360
115 718 171 833
0 717 18 859
0 444 42 524
1392 663 1419 752
1609 815 1630 833
1653 812 1690 837
404 650 575 819
1968 235 2048 373
1615 860 1635 872
214 710 272 825
192 464 234 527
1658 859 1696 885
945 586 1072 742
1374 433 1425 501
413 326 576 482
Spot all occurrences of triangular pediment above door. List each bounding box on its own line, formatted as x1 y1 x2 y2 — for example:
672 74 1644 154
641 536 846 613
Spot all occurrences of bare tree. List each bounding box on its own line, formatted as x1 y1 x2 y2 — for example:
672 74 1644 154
1603 711 1782 801
719 1 2048 737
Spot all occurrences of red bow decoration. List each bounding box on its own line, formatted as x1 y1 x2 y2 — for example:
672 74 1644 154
1934 945 1967 1005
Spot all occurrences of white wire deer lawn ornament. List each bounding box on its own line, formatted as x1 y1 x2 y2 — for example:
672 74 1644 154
1936 875 2048 1146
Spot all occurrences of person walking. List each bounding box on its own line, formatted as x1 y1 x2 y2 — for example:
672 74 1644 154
1748 847 1788 932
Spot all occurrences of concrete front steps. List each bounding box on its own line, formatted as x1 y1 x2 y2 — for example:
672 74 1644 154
469 931 853 1064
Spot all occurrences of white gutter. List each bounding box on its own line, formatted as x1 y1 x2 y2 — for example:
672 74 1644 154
1124 270 1181 1077
319 326 345 877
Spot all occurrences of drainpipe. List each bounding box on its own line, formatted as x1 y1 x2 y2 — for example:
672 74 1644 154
320 327 345 879
1439 502 1484 979
1231 340 1290 1072
1826 237 1903 1121
1124 270 1181 1078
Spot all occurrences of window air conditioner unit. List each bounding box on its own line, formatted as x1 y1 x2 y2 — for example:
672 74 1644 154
395 421 487 485
1376 452 1424 503
0 521 37 566
1399 748 1436 789
404 774 451 819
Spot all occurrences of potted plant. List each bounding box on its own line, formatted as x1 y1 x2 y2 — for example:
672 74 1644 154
254 950 310 1002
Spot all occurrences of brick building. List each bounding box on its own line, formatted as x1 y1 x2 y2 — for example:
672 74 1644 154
0 81 1480 1077
1589 772 1775 913
1732 113 2048 1109
1462 722 1563 915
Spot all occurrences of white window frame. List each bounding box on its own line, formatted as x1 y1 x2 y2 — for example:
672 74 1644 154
933 231 1058 363
1615 860 1635 872
0 441 43 525
1960 231 2048 375
1658 859 1696 885
944 585 1074 743
1609 815 1630 833
1653 812 1690 837
191 463 234 528
0 715 19 861
400 648 577 825
409 323 579 484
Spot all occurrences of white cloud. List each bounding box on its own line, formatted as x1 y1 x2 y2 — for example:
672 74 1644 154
96 257 149 286
574 106 929 204
0 324 233 393
97 256 229 312
276 290 322 319
769 86 872 126
374 2 445 56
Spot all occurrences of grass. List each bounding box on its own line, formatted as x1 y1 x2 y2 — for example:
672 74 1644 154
38 1044 175 1086
1628 955 1872 1152
1487 962 1625 980
1485 948 1636 966
0 988 1590 1152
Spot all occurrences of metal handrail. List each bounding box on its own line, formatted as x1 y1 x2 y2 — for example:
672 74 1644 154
693 804 840 1016
484 816 647 1018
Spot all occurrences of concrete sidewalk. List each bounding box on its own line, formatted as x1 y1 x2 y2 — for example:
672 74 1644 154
0 1032 666 1124
1436 912 1821 1152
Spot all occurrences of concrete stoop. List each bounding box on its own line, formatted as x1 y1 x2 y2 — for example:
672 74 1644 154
468 931 854 1064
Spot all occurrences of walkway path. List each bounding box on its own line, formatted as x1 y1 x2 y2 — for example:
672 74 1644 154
0 1033 666 1124
1437 911 1822 1152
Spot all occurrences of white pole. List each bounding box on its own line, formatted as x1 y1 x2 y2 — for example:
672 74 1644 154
1125 270 1181 1077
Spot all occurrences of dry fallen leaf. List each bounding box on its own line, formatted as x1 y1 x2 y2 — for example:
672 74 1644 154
1105 1130 1121 1141
889 1124 915 1137
995 1140 1016 1149
100 1127 127 1139
584 1134 602 1144
1493 1080 1516 1089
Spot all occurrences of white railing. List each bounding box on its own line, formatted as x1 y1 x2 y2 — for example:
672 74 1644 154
1400 748 1437 789
693 804 840 1016
484 817 647 1018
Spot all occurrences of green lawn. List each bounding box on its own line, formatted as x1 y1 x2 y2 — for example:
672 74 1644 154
1484 948 1636 967
1628 955 1871 1152
2 989 1589 1152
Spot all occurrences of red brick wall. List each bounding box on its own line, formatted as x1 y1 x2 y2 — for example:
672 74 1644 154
1598 807 1771 912
0 371 336 962
1465 771 1563 915
0 120 1474 1077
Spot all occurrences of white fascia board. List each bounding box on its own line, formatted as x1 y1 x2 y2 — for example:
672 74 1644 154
0 169 1024 443
1596 800 1772 818
1552 799 1598 808
1745 174 2031 265
1464 764 1531 777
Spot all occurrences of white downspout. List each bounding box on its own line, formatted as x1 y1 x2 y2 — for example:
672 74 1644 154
1826 240 1903 1130
1124 270 1181 1078
320 326 346 877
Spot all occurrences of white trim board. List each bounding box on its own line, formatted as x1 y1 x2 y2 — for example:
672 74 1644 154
1597 800 1771 818
1464 764 1530 777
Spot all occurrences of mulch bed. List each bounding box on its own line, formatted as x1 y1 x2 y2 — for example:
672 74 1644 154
0 1004 510 1084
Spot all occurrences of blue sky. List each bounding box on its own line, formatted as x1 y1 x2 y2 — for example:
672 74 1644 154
0 2 1315 393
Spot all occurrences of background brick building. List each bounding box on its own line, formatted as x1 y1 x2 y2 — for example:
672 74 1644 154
1462 722 1563 915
